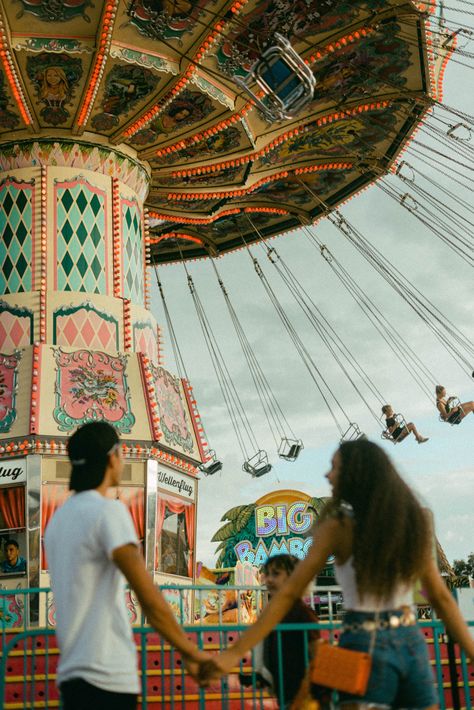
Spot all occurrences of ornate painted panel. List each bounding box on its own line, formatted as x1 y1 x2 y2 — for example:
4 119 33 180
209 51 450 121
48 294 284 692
0 301 33 351
55 178 108 295
121 197 144 306
53 302 119 350
26 53 83 126
0 72 20 131
0 178 33 295
152 364 194 454
14 0 94 22
53 348 135 432
0 351 21 433
133 321 158 363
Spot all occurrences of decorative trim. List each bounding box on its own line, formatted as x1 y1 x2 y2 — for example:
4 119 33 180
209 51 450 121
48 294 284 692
149 232 203 245
109 45 177 75
30 343 41 435
182 379 207 463
0 20 33 125
143 209 151 310
77 1 119 127
0 436 199 473
138 353 161 442
123 0 251 139
149 206 288 224
14 37 94 54
0 140 149 200
157 325 164 367
40 167 47 340
189 73 234 109
112 177 122 297
123 298 131 351
166 163 352 200
52 301 119 347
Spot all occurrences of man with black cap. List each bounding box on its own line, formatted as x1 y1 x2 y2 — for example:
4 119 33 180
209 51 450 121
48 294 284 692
45 421 209 710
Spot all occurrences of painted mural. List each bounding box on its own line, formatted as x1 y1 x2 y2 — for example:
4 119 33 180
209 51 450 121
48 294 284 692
53 348 136 433
14 0 94 22
212 490 328 569
0 351 21 433
308 22 410 105
152 365 194 453
0 73 19 130
127 0 212 42
26 54 83 126
0 588 24 628
131 90 214 146
215 0 387 77
256 106 400 168
152 126 244 166
247 170 350 206
91 64 160 132
155 163 247 188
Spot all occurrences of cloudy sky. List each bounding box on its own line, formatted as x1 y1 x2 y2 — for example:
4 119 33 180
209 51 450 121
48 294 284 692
150 4 473 568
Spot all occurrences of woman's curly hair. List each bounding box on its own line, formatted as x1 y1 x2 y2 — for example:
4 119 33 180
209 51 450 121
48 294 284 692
325 439 431 602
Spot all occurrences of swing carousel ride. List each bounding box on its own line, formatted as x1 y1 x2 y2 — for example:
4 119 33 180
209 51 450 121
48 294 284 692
0 0 473 485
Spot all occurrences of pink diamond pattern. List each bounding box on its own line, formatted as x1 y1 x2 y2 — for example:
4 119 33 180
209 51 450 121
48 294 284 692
56 308 118 350
134 324 158 362
0 312 31 351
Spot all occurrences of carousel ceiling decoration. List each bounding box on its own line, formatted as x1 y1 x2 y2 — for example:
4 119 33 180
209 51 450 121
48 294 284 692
0 0 446 263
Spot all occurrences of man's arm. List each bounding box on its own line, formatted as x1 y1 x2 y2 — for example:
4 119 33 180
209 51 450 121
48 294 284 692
113 544 209 669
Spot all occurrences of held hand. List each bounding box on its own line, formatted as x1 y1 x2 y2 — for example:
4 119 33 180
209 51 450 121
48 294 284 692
198 648 240 687
183 649 213 682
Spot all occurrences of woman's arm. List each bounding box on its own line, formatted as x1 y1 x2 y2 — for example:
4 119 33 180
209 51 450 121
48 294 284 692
200 517 342 682
420 558 474 659
436 400 448 420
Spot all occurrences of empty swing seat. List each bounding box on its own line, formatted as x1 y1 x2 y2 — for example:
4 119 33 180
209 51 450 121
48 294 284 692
381 413 409 444
234 33 316 123
243 450 272 477
340 423 366 443
278 438 304 461
198 450 223 476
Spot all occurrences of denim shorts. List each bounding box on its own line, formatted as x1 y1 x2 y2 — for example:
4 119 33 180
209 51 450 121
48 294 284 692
338 610 438 708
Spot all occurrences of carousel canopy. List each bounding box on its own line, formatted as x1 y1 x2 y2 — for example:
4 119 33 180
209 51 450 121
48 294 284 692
0 0 438 263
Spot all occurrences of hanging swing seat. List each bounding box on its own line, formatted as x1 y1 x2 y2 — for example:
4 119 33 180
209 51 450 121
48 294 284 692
243 450 272 477
199 450 223 476
234 33 316 123
440 397 464 425
381 413 409 444
278 437 304 461
340 423 366 443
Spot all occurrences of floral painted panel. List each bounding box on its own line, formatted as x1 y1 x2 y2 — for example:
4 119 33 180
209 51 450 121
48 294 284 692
53 348 135 433
0 351 21 433
152 365 194 454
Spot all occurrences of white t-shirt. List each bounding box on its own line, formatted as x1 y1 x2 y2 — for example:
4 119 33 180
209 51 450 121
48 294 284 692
44 490 139 693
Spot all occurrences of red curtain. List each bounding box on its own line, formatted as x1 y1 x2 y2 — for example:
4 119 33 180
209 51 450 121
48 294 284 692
41 485 69 570
184 505 195 578
155 497 195 577
0 486 25 529
118 489 145 542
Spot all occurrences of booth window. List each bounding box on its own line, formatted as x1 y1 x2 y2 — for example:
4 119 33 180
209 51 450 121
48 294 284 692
108 487 145 549
0 485 26 576
156 497 195 578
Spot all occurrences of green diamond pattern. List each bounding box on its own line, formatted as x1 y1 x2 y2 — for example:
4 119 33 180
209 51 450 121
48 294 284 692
0 183 33 295
56 183 106 294
122 201 144 305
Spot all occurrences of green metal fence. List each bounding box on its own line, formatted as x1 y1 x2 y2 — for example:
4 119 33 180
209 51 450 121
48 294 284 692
1 587 473 709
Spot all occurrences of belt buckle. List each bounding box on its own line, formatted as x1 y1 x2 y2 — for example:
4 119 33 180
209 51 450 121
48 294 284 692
389 615 401 628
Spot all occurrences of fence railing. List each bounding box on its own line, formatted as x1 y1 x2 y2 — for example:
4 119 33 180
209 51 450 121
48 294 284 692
1 587 472 710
